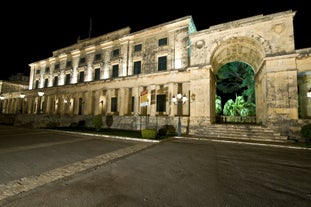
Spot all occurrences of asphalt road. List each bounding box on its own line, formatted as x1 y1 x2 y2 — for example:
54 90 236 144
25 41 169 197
0 125 310 207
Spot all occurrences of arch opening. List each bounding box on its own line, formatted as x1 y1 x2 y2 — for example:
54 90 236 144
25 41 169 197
210 36 264 124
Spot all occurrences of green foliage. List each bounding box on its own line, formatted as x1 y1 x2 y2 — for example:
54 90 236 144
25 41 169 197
223 95 256 117
93 114 103 131
157 127 168 139
141 129 157 139
106 114 113 129
216 95 222 115
223 99 236 116
301 124 311 143
217 61 255 103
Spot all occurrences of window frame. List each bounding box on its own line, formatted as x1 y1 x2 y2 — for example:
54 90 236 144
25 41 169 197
133 61 141 75
134 44 142 52
158 37 168 46
111 97 118 112
158 56 167 71
156 94 166 112
112 64 119 78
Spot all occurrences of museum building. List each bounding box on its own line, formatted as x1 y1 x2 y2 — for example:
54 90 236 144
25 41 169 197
0 10 310 140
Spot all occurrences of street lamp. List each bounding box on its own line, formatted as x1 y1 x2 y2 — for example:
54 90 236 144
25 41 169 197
37 92 44 114
19 93 25 113
172 93 188 136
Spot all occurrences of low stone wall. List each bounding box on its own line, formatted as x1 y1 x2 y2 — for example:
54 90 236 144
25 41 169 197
0 114 16 125
11 114 181 134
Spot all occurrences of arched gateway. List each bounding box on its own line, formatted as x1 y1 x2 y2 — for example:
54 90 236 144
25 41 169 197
188 10 310 137
1 10 310 140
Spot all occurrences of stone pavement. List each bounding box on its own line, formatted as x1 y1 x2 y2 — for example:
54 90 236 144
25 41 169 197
0 124 310 205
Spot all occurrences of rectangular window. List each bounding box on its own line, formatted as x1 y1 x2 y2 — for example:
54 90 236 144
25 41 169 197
111 97 118 112
45 67 50 73
133 61 141 74
112 49 119 57
44 78 48 88
53 76 58 87
78 98 83 115
158 37 168 46
79 57 86 65
95 53 101 60
66 61 72 67
65 74 70 85
156 94 166 112
94 68 100 80
134 44 142 52
79 71 84 83
158 56 167 71
55 64 60 70
112 65 119 78
35 80 39 89
36 70 40 74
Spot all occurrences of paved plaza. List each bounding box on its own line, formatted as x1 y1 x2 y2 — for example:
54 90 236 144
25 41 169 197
0 125 310 206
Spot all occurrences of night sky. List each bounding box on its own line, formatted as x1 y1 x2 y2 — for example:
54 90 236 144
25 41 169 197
2 1 310 80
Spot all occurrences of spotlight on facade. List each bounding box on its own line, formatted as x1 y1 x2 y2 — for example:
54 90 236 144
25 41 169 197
307 88 311 99
37 92 45 114
0 95 4 114
19 93 25 113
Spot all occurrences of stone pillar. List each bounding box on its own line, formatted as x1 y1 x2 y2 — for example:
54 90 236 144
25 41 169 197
264 57 299 135
106 90 111 114
149 85 156 117
93 91 101 115
299 73 311 118
119 88 125 116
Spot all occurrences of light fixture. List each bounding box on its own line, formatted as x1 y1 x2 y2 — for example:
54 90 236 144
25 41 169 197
307 88 311 99
172 93 188 137
37 92 44 114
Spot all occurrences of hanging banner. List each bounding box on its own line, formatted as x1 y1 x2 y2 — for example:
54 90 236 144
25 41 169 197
140 90 148 106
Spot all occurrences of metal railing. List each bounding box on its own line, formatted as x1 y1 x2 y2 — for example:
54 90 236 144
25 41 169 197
216 116 256 124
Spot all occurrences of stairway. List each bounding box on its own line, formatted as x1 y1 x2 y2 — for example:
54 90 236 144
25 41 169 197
191 124 290 143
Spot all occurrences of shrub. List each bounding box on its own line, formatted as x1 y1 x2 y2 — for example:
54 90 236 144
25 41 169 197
301 123 311 143
157 127 167 139
141 129 157 139
106 114 113 129
93 114 103 131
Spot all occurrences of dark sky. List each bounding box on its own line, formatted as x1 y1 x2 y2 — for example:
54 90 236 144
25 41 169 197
1 1 310 80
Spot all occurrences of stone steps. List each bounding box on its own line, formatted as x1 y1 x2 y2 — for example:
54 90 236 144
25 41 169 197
194 124 289 143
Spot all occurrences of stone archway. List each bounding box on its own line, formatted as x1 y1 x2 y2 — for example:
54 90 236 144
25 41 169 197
210 36 266 124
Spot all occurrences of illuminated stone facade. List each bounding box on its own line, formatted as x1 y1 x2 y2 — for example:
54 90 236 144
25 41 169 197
1 10 311 139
